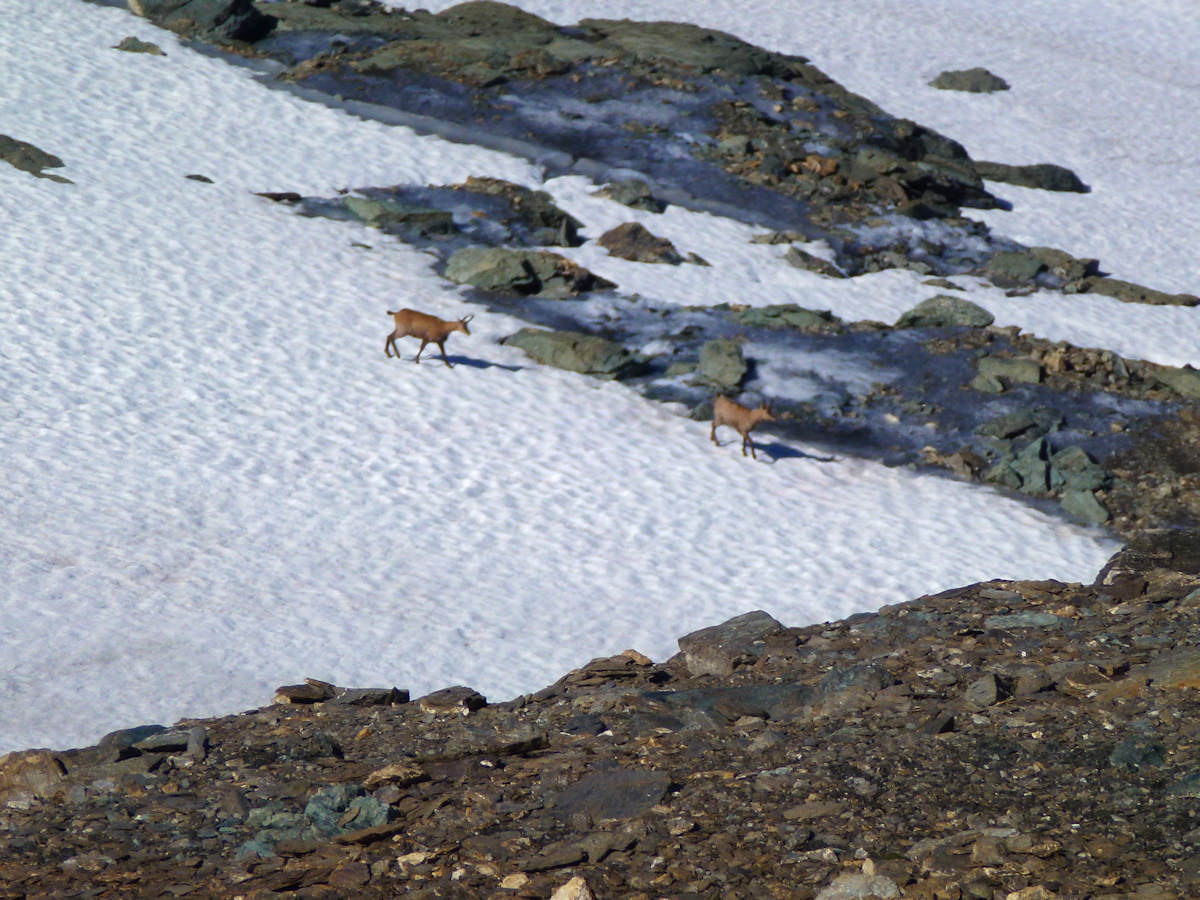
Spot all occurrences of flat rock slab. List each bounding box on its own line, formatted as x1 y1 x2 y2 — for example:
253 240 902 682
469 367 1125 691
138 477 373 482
548 767 671 824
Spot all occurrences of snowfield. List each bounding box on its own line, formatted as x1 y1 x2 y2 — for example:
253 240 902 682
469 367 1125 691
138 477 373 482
2 0 1196 753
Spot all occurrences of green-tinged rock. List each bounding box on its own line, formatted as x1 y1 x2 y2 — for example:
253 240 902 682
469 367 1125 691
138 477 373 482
984 611 1067 629
895 294 994 328
928 67 1009 93
1167 774 1200 798
1030 247 1099 283
445 247 613 297
977 355 1042 385
1061 488 1110 525
984 250 1045 288
344 196 456 236
1077 276 1200 307
1051 445 1108 493
1012 437 1052 495
983 459 1022 490
782 246 845 278
113 36 166 55
976 408 1039 440
128 0 276 43
1154 365 1200 399
975 161 1088 193
0 134 71 183
1109 736 1164 772
457 176 583 246
304 784 367 838
733 304 841 331
665 361 697 376
697 338 747 389
578 17 793 78
500 328 644 379
970 372 1004 394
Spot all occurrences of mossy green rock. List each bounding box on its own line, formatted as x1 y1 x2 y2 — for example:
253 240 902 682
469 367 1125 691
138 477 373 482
733 304 841 331
1061 488 1110 525
500 328 643 379
977 355 1042 384
344 196 456 235
1156 365 1200 399
445 247 613 297
697 339 747 389
896 295 994 329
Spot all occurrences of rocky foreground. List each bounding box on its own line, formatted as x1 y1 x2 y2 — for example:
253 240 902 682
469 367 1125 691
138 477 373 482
5 530 1200 898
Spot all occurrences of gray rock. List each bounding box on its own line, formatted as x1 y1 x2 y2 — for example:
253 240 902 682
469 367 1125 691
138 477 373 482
593 179 667 213
1154 365 1200 399
457 176 583 246
970 372 1004 394
1061 488 1110 525
977 355 1043 385
976 408 1039 440
984 611 1067 629
548 767 671 824
332 687 409 706
132 730 194 753
274 679 337 704
445 247 613 297
597 222 683 264
1166 774 1200 798
696 338 747 389
975 161 1088 193
1077 276 1200 307
984 250 1046 288
1012 437 1052 494
1051 445 1108 493
816 872 900 900
500 328 644 380
98 724 167 760
928 67 1010 93
1109 736 1165 772
677 610 785 677
964 674 1003 708
782 246 845 278
343 196 456 236
818 662 896 696
733 304 841 331
127 0 277 42
895 294 994 329
416 685 486 713
113 36 166 55
1029 247 1099 283
0 134 71 183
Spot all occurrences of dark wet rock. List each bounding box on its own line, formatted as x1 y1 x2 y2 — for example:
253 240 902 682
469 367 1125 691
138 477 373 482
597 222 683 264
696 338 747 389
113 36 166 55
501 327 645 379
782 245 846 278
733 303 842 331
895 294 994 329
445 247 613 297
128 0 277 43
0 134 71 183
975 160 1089 193
456 176 583 246
185 172 214 182
928 67 1010 93
593 178 667 213
676 610 785 677
1077 275 1200 307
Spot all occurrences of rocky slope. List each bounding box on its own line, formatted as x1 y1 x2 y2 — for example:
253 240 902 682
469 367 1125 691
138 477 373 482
4 531 1200 898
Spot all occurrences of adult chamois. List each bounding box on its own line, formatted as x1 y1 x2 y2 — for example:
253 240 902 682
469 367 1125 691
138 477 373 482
385 308 473 368
710 395 776 459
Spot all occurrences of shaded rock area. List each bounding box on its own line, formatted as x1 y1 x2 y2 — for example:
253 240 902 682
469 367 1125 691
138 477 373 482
445 247 613 298
597 222 684 265
0 134 71 183
499 328 645 379
9 534 1200 896
128 0 277 43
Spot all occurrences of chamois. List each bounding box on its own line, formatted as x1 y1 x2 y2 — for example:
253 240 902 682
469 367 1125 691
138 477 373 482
710 395 776 459
385 308 473 368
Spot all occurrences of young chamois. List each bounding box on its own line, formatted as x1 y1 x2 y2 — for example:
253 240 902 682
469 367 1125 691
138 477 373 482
385 308 473 368
710 395 776 459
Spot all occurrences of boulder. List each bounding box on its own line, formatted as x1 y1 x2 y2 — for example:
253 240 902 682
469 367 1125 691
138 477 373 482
676 610 785 677
0 134 70 183
445 247 613 297
928 67 1010 93
500 328 644 379
984 250 1046 288
597 222 683 264
0 750 66 803
975 161 1089 193
127 0 277 42
593 179 667 213
696 338 747 389
343 196 456 237
782 246 845 278
1061 488 1110 525
977 355 1042 385
895 294 994 328
1155 365 1200 399
1029 247 1099 283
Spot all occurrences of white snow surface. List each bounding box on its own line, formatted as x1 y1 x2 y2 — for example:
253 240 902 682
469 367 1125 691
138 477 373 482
4 0 1195 752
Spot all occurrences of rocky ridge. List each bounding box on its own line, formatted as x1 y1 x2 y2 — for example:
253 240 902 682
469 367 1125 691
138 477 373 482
5 532 1200 897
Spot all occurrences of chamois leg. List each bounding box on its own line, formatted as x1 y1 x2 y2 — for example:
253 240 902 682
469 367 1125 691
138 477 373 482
437 339 453 368
743 433 754 458
385 333 396 358
710 421 720 446
414 339 429 364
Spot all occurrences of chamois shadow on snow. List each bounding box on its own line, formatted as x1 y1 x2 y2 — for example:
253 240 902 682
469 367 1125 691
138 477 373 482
392 354 523 372
754 441 838 464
